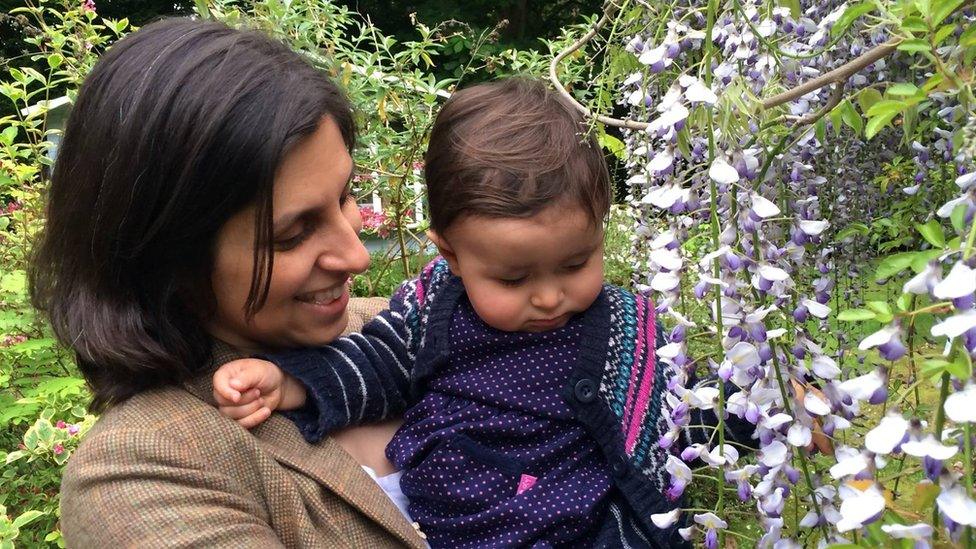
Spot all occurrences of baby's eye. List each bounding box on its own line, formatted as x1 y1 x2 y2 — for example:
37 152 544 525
498 276 527 287
565 259 589 271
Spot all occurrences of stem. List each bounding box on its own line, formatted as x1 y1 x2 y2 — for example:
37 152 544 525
932 370 952 529
771 343 829 539
701 0 728 533
965 422 973 549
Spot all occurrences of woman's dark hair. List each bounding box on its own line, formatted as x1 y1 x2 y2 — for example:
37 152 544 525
29 18 355 412
424 78 611 235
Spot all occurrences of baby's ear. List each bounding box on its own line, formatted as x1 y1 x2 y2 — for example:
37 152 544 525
426 229 460 274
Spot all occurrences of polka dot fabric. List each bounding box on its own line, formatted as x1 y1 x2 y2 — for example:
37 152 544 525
387 298 612 547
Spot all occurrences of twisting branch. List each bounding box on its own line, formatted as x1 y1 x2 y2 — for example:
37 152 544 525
548 1 651 130
793 81 846 126
761 38 900 110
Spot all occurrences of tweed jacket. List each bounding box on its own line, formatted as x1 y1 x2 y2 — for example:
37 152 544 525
59 297 427 549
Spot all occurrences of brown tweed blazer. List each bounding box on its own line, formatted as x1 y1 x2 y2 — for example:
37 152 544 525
60 297 426 548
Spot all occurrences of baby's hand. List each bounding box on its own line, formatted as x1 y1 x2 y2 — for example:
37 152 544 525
213 358 306 428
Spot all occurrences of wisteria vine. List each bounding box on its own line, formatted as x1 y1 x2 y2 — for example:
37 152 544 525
554 0 976 545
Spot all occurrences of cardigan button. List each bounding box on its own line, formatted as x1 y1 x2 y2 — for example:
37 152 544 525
610 456 627 476
573 379 597 403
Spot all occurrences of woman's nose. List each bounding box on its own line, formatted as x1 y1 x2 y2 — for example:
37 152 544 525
317 217 371 275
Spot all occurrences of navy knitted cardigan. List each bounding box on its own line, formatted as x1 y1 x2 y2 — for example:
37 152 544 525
266 258 755 548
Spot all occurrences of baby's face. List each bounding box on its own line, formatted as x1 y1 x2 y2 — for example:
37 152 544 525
434 205 605 332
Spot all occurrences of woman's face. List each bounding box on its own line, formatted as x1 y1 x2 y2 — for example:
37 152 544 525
208 116 371 352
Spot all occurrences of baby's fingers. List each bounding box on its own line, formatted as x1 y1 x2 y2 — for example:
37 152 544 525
218 397 266 421
236 407 273 429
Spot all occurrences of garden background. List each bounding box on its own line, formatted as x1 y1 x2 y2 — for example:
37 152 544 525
0 0 974 547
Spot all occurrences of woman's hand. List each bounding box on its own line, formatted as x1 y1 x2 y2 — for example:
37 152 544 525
213 359 307 428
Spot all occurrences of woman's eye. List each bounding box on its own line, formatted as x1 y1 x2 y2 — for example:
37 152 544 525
275 224 312 251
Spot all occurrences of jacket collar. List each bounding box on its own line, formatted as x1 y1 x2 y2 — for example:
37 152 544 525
185 340 426 548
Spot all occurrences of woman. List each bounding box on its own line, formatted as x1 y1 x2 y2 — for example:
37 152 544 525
29 18 424 547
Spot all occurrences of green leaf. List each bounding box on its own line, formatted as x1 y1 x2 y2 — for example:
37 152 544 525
875 252 917 280
46 53 63 69
837 222 870 240
887 83 919 96
832 1 875 37
915 0 932 18
837 308 877 321
934 24 956 46
897 38 933 53
865 111 899 139
921 359 950 378
4 450 25 464
829 103 845 135
597 132 626 159
931 0 965 25
866 301 893 316
0 126 17 145
922 72 945 92
900 15 928 31
867 99 907 117
916 219 945 247
12 510 44 529
896 293 913 311
946 355 972 379
857 88 881 113
841 100 863 134
194 0 211 18
951 202 968 233
911 249 942 272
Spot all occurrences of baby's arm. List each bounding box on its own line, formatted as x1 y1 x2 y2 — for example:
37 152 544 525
212 359 307 428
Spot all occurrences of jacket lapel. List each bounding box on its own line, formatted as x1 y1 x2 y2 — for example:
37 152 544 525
185 342 425 548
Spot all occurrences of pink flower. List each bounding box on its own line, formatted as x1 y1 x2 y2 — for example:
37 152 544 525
82 0 96 11
68 424 80 435
53 443 64 455
358 205 390 237
56 420 67 429
0 334 27 347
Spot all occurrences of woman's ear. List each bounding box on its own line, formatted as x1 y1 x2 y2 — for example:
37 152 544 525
426 229 460 274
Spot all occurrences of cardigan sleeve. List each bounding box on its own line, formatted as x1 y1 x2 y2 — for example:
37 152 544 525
263 258 450 443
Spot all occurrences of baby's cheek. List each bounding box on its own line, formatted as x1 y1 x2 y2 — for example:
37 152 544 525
470 291 521 332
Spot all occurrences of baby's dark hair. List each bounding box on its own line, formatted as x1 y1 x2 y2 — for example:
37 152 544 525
424 78 611 235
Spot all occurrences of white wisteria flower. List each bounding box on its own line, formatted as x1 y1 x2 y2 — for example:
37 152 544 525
901 434 958 460
798 219 829 236
835 484 886 532
931 309 976 339
758 264 790 281
759 440 789 467
839 370 885 401
880 523 933 541
829 447 868 479
933 262 976 300
956 171 976 190
944 382 976 423
787 423 812 447
936 485 976 526
803 392 831 416
709 158 740 184
903 262 941 295
651 508 681 528
651 271 681 292
864 413 908 455
751 193 781 218
801 298 830 319
682 76 718 104
811 354 841 378
641 184 688 210
650 247 683 271
858 325 899 351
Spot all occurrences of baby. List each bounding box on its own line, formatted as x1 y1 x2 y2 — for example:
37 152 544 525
214 78 753 548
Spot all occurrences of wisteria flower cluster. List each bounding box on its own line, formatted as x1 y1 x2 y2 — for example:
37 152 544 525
609 0 976 545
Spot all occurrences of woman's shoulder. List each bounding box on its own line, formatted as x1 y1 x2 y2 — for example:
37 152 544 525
64 385 237 473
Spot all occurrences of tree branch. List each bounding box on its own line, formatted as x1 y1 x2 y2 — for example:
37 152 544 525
548 1 652 130
760 38 900 110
